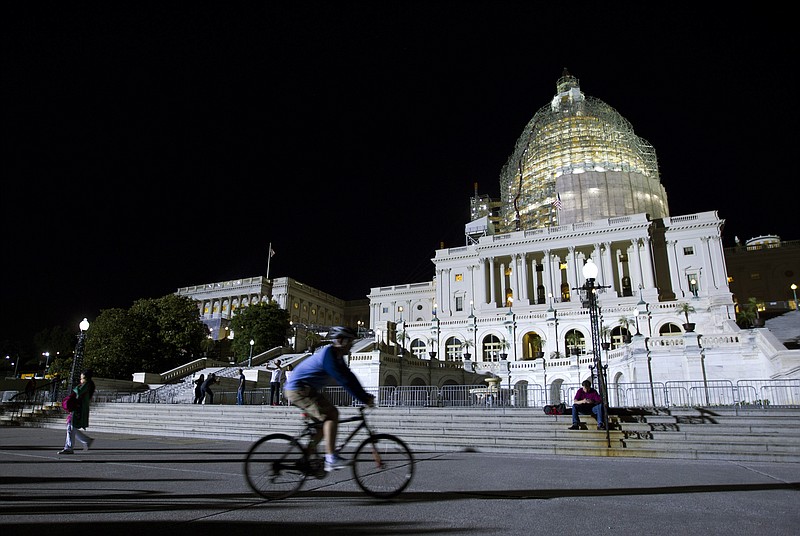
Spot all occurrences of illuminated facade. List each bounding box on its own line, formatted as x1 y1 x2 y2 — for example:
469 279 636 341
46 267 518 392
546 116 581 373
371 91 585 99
366 71 800 398
497 70 668 232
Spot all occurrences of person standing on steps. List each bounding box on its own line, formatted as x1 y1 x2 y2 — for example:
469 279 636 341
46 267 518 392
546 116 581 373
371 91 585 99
237 368 246 405
58 369 96 454
193 373 205 404
568 379 605 430
267 359 285 405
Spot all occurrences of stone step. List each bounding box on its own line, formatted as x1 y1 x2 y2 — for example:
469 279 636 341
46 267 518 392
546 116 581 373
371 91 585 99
20 403 800 463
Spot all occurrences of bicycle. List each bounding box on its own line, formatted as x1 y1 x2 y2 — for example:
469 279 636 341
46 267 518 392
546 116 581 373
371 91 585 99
244 405 415 500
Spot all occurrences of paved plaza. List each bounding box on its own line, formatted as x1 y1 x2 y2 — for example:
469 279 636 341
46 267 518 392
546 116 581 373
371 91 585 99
1 427 799 535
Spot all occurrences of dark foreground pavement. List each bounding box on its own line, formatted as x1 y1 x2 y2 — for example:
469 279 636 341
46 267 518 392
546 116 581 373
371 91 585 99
1 427 799 536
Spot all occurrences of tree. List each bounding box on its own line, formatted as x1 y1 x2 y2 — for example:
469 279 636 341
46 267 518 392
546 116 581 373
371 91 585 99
82 308 145 380
229 301 290 359
736 297 761 328
81 294 207 380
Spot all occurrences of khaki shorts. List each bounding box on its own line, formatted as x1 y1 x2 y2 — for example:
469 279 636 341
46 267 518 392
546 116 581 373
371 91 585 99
284 385 339 422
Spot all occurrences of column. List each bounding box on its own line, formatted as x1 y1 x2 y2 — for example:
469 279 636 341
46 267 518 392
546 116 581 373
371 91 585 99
665 240 683 298
641 236 656 288
509 255 519 306
520 253 530 304
631 238 644 291
488 257 496 306
566 246 578 303
542 250 552 302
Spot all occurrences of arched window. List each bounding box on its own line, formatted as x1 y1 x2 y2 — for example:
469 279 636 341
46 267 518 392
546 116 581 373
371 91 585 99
564 328 586 355
482 334 502 362
659 323 683 336
410 339 427 357
444 336 463 361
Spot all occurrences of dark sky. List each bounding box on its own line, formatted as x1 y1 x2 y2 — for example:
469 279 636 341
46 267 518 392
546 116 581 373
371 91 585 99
3 3 794 346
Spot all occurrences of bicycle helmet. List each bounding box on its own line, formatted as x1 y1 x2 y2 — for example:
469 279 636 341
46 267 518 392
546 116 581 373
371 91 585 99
327 326 358 340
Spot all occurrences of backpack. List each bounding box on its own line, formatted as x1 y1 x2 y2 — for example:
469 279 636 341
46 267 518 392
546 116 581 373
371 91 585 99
62 392 78 412
543 403 567 415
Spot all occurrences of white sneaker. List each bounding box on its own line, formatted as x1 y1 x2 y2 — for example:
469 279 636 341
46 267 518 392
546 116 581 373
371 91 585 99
324 455 351 472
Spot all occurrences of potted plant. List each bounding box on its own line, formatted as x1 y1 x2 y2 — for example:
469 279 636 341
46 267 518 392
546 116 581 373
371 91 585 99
618 317 633 343
549 350 563 360
736 297 764 328
675 302 696 332
600 325 612 350
461 339 474 360
498 338 511 360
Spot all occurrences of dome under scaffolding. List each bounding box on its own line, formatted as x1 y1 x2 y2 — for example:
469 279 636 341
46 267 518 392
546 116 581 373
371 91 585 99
498 69 669 232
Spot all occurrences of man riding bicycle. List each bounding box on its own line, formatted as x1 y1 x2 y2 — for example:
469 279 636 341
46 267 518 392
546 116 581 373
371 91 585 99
283 326 375 472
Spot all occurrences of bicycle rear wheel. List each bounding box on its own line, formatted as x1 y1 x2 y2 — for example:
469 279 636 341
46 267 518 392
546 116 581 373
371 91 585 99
352 433 414 499
244 433 308 500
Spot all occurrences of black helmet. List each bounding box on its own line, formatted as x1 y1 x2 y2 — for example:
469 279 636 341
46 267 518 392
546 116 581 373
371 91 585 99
327 326 357 340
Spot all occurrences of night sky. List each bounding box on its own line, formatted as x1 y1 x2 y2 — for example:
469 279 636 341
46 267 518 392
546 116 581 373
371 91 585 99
4 4 794 347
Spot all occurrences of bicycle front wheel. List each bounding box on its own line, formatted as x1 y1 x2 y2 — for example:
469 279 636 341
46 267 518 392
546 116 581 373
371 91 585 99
244 433 308 500
352 433 414 499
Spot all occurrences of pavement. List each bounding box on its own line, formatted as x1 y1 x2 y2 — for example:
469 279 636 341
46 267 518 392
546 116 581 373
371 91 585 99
1 427 799 536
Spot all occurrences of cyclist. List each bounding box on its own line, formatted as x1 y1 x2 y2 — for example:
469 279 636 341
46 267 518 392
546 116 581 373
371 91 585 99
283 326 375 471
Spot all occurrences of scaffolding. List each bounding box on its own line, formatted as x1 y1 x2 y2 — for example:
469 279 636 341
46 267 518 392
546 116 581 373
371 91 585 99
498 70 667 233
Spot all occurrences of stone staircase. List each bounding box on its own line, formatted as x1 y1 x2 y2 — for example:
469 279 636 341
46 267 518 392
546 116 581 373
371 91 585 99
13 402 800 463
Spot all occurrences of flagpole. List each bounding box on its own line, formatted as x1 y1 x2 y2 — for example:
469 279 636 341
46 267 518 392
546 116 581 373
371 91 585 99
266 242 272 281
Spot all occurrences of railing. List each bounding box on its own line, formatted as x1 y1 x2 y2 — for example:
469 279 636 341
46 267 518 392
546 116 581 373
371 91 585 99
32 378 797 410
318 379 800 409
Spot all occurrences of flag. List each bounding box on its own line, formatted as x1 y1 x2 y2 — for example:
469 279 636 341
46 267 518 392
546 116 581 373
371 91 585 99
551 193 563 210
269 246 276 257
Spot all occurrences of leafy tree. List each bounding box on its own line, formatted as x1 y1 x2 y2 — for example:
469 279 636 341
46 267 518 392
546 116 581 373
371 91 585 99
130 294 207 370
82 308 145 379
79 294 206 380
229 301 290 360
736 297 761 328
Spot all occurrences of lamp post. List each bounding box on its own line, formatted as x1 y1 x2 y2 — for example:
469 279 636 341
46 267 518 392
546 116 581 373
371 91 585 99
68 318 90 393
248 339 255 368
42 352 50 377
792 284 798 311
398 306 403 323
577 259 610 446
467 300 477 361
6 355 19 378
430 314 440 360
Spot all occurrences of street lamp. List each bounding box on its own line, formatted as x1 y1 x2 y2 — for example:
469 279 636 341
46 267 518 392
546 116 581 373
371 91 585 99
791 284 798 311
430 314 440 360
6 355 19 378
42 352 50 377
578 258 610 446
398 306 404 323
467 300 477 360
248 339 255 368
504 299 516 362
68 318 90 393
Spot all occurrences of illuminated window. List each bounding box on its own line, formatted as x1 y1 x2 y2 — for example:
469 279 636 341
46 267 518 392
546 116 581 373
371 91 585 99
455 273 463 282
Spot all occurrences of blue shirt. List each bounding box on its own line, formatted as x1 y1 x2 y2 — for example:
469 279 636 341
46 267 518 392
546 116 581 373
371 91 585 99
284 344 372 403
